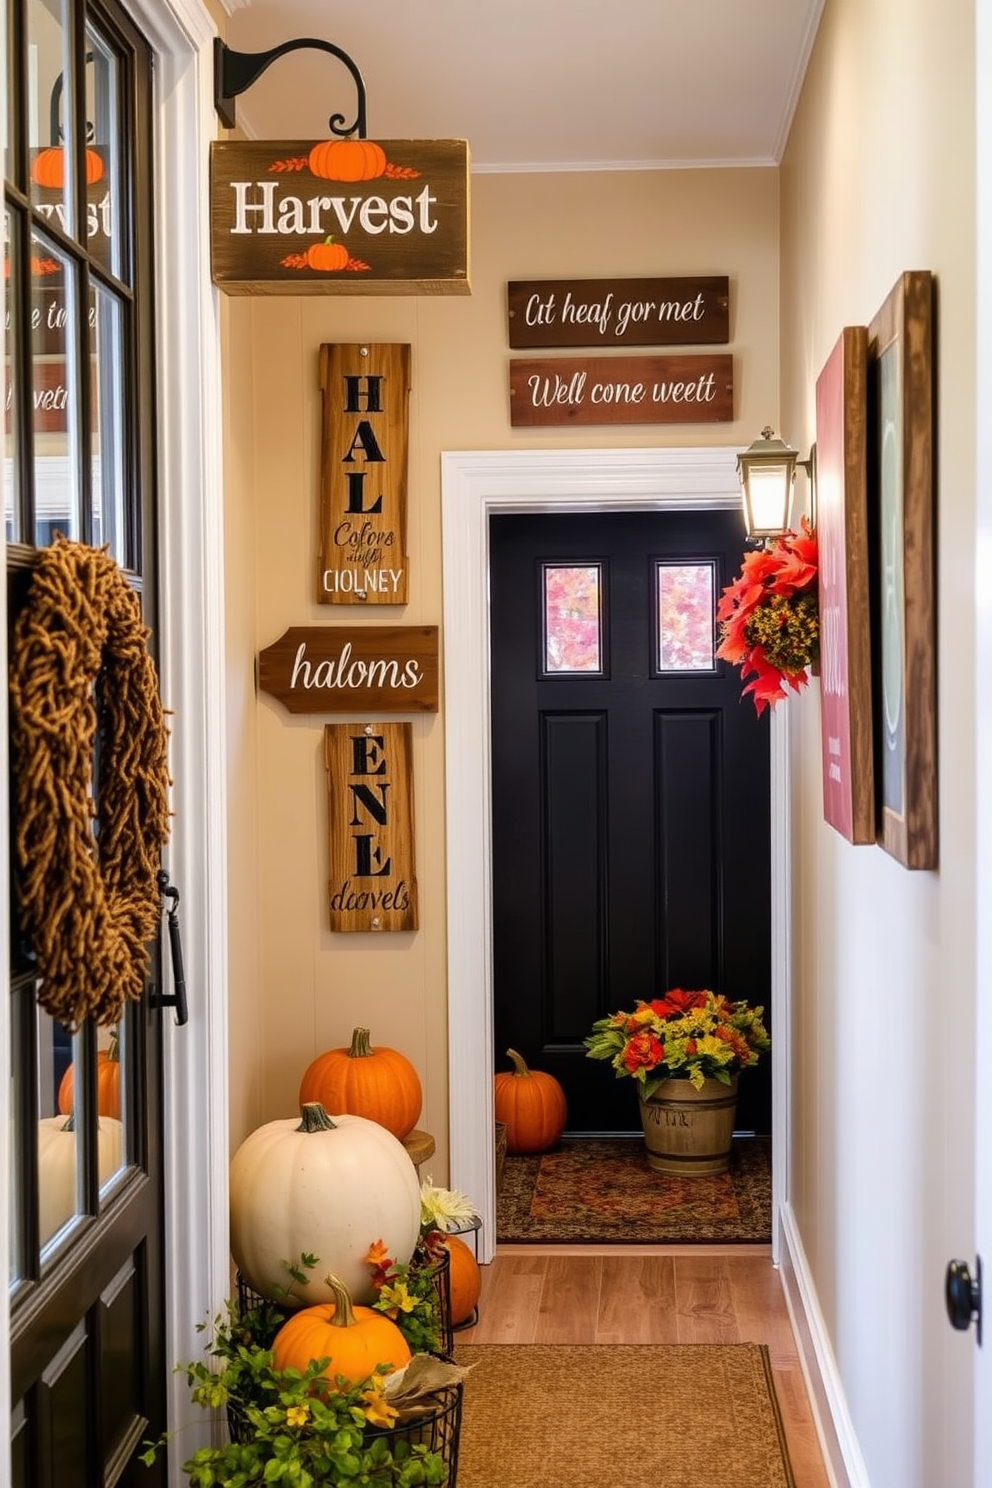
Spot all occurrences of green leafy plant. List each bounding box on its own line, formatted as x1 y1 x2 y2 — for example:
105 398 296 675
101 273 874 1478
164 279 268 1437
585 988 770 1099
365 1235 448 1357
142 1254 451 1486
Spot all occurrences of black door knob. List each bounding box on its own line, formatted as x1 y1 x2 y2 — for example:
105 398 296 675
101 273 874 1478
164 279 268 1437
945 1256 982 1344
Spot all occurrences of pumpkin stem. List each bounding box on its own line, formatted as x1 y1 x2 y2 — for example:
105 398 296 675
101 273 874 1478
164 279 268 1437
297 1102 339 1133
325 1272 357 1328
506 1048 531 1077
62 1113 75 1133
108 1027 120 1063
349 1027 374 1059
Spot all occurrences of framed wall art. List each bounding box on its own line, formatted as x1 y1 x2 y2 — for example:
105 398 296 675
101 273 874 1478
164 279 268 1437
815 325 874 843
867 270 937 869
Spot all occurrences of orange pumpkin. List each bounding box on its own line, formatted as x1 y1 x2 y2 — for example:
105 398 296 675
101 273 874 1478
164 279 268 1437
444 1234 481 1326
272 1272 411 1386
299 1027 422 1140
31 146 104 188
58 1030 121 1119
494 1048 567 1154
306 237 350 272
307 138 387 182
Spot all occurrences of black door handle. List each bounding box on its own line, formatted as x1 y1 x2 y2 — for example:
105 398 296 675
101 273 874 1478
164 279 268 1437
945 1256 982 1344
150 869 189 1026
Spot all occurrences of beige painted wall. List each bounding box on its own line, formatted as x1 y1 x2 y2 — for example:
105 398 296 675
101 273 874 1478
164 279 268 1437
223 166 781 1176
780 2 976 1485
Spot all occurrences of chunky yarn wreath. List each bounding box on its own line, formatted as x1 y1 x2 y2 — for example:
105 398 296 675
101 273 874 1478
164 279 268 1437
8 538 171 1030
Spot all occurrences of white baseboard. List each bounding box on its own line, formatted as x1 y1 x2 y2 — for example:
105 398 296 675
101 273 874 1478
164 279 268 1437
777 1202 873 1488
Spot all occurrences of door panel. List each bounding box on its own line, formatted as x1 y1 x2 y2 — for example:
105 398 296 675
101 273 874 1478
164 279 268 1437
6 1 168 1481
490 509 771 1135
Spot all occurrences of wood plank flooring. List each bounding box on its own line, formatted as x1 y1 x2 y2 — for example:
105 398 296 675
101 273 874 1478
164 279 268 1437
456 1244 832 1488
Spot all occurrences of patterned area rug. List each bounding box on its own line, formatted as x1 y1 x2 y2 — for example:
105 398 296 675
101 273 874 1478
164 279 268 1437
454 1342 795 1487
496 1135 771 1243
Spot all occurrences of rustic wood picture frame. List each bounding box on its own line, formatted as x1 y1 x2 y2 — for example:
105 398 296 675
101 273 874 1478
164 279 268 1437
815 325 875 843
867 270 937 868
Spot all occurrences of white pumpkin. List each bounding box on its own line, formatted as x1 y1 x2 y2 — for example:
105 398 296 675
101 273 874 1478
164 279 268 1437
38 1114 124 1246
229 1102 421 1306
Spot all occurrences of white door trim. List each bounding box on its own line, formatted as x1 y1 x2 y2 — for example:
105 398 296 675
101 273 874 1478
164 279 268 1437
114 0 230 1467
441 447 790 1263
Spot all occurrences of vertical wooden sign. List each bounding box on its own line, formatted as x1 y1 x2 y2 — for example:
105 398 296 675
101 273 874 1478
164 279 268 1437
324 722 418 931
318 343 410 605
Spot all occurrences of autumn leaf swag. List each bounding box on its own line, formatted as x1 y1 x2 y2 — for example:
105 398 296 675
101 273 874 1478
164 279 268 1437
716 519 819 714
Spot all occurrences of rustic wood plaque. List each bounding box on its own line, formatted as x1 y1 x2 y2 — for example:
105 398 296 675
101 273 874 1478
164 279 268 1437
816 326 874 844
325 722 418 931
867 270 936 869
258 626 439 714
509 354 733 427
507 276 729 349
319 343 410 606
210 140 470 295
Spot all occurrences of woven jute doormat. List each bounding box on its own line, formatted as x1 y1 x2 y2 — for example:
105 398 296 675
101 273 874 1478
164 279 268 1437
496 1135 771 1244
453 1342 795 1488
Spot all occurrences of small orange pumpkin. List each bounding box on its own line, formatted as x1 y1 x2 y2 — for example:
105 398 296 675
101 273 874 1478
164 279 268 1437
444 1234 481 1326
305 236 350 272
494 1048 567 1154
307 138 387 182
31 146 104 189
272 1272 411 1386
299 1027 423 1140
57 1029 121 1119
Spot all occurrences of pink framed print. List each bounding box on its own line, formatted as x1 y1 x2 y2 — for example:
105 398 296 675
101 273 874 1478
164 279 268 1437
815 326 874 843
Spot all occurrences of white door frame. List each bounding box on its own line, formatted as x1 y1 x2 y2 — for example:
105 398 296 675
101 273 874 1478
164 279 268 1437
441 447 791 1264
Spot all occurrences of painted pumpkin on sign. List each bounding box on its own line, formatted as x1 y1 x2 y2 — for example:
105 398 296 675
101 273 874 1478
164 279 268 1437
305 237 350 271
229 1103 421 1306
307 138 386 182
299 1027 423 1140
272 1272 411 1386
494 1048 567 1154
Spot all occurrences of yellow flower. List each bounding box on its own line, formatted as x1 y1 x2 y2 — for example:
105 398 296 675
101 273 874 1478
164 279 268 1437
379 1279 418 1316
361 1375 399 1429
286 1404 310 1428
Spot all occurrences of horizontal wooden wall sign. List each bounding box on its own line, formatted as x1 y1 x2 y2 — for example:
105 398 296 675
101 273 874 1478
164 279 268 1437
258 626 439 713
210 139 470 295
319 342 410 606
509 354 733 427
325 722 418 932
507 276 729 349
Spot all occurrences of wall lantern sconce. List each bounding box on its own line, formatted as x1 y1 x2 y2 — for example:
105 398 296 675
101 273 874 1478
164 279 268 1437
214 36 367 135
736 426 816 542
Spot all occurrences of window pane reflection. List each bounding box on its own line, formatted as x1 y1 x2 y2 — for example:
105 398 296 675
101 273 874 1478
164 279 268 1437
85 20 121 281
28 0 76 234
31 228 81 544
90 283 125 558
657 562 716 671
4 208 23 542
543 563 603 674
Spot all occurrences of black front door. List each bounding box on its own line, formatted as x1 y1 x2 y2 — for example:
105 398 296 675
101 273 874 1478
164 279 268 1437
490 509 771 1135
6 3 169 1482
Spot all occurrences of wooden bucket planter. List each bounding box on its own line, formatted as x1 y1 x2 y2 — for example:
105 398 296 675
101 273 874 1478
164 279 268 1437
638 1075 739 1175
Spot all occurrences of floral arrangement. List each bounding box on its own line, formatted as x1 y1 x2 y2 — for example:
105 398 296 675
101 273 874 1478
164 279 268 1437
584 988 771 1100
715 519 819 714
140 1235 465 1487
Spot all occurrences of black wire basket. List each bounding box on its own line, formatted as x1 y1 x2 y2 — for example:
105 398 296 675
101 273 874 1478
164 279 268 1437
234 1242 454 1360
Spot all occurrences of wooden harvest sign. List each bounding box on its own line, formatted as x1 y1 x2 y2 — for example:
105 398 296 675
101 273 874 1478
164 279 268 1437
210 139 470 295
507 276 730 349
324 722 418 932
319 343 410 606
258 626 439 714
509 354 733 427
